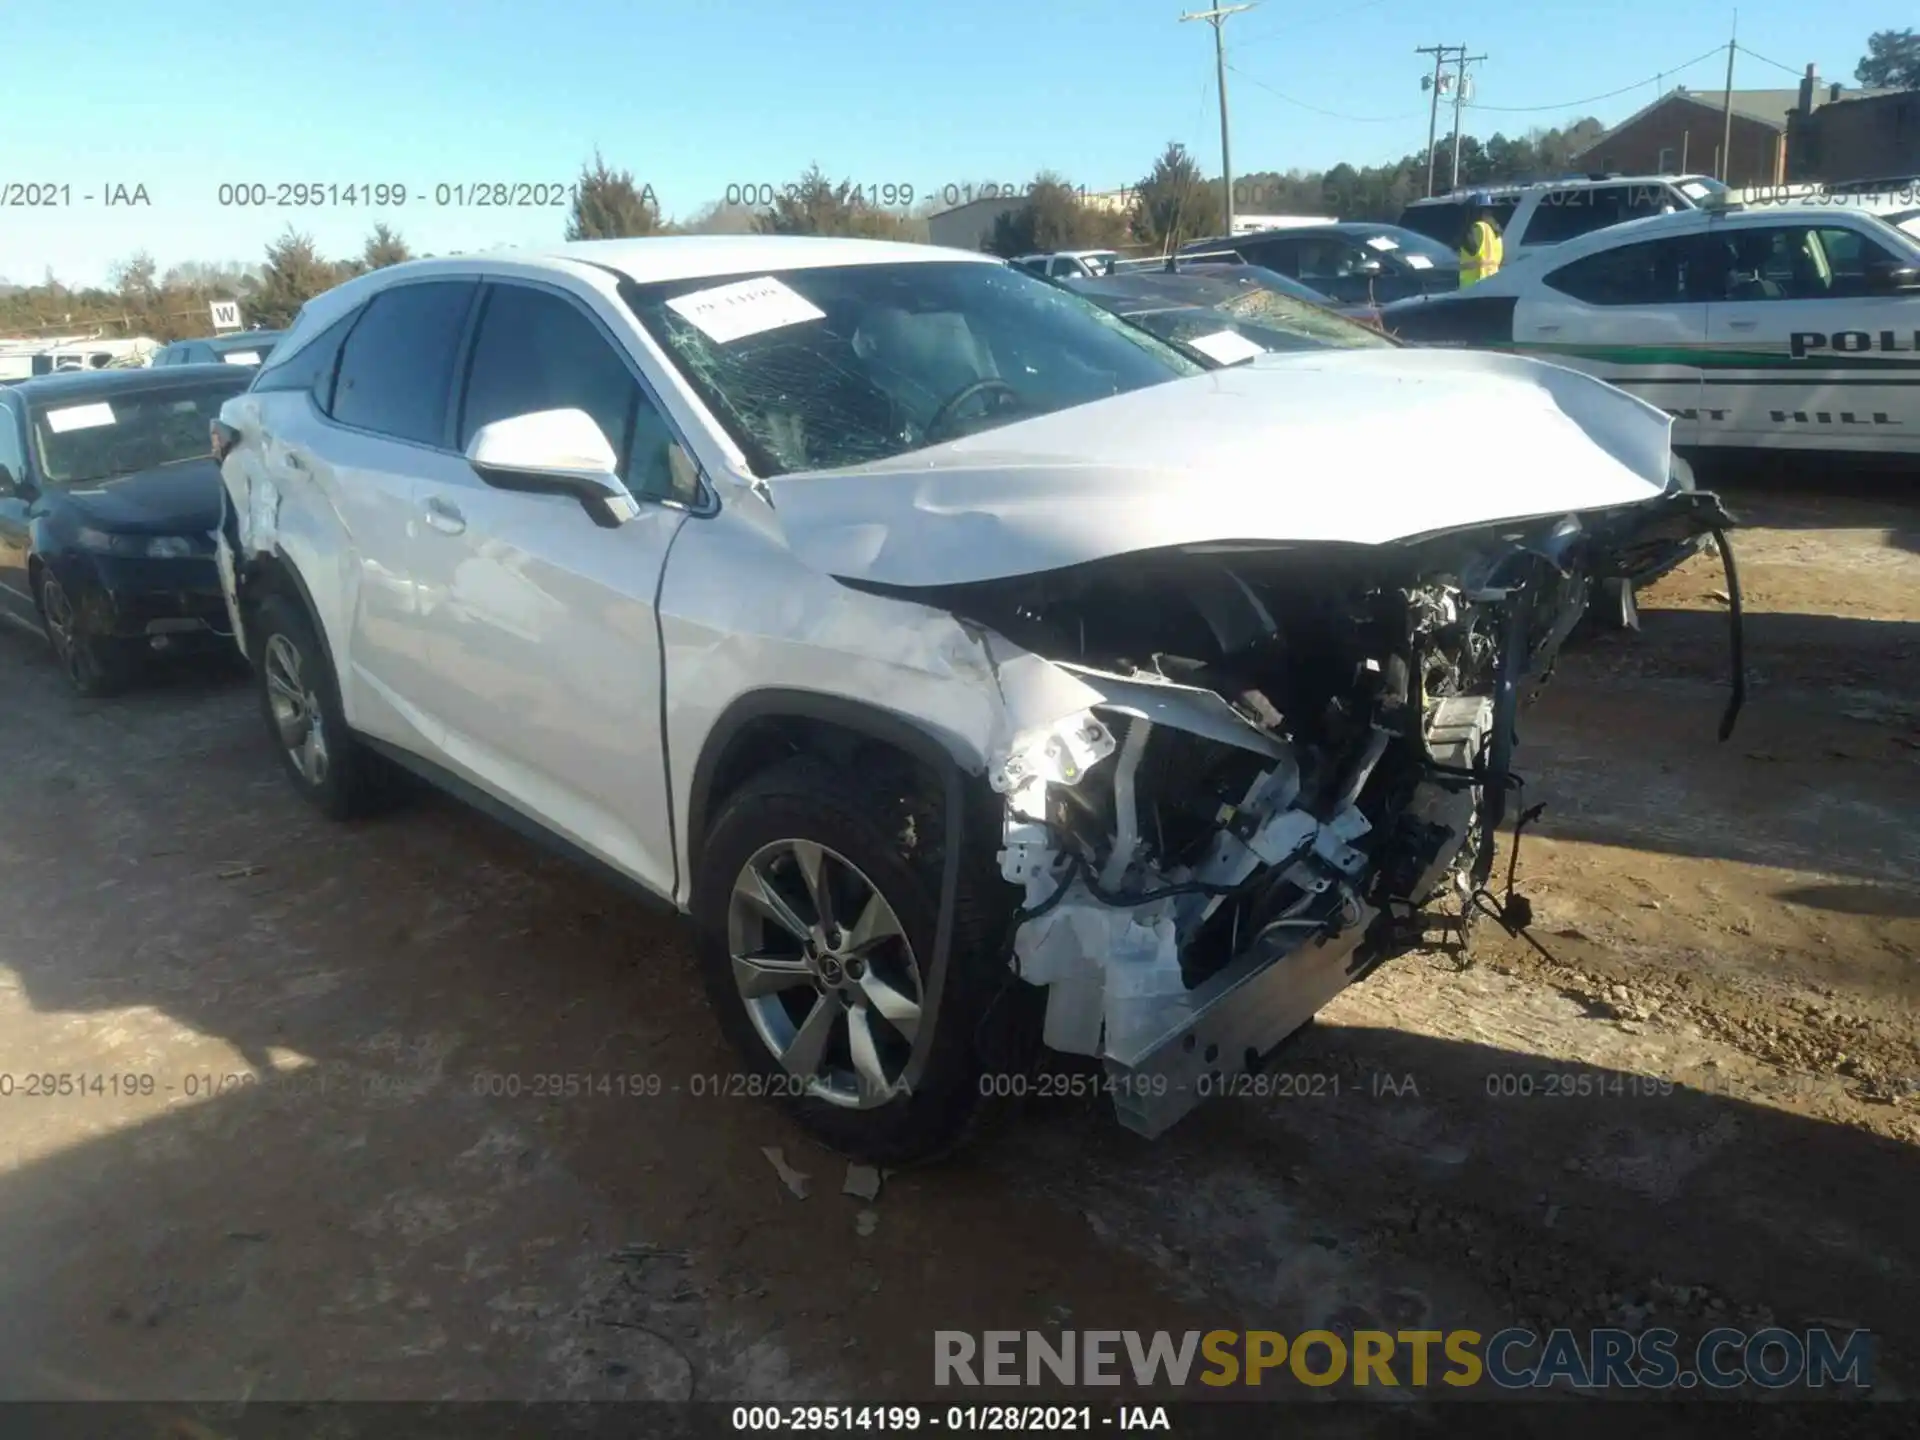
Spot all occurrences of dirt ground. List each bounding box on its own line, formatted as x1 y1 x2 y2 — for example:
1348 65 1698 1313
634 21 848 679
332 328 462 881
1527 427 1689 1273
0 463 1914 1425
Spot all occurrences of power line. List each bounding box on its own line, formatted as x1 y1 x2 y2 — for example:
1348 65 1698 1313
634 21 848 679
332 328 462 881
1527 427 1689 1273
1450 51 1489 191
1181 3 1258 241
1232 0 1394 50
1735 42 1805 79
1462 43 1726 112
1416 44 1463 197
1226 63 1422 123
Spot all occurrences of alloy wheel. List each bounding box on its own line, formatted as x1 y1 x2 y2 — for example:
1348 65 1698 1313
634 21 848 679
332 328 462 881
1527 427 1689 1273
726 838 925 1109
263 632 330 787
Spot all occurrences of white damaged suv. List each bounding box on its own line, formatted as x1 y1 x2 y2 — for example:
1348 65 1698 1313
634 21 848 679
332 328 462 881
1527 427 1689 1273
212 236 1736 1161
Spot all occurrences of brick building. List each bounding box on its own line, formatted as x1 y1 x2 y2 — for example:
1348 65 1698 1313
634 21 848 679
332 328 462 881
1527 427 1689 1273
1572 73 1900 186
1787 89 1920 185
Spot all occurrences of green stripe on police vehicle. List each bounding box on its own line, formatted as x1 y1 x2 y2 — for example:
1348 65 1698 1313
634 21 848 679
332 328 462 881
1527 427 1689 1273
1512 332 1920 370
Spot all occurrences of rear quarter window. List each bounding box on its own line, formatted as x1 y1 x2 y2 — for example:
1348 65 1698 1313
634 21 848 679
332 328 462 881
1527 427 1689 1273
251 310 361 410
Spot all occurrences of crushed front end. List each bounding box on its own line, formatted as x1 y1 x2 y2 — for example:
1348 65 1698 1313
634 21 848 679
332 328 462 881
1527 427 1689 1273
953 490 1738 1137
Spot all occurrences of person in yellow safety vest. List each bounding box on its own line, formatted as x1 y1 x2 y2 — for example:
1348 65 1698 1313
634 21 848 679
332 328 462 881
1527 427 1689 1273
1458 195 1505 287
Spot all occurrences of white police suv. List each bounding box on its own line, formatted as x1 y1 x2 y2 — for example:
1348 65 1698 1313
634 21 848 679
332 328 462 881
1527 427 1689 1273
1382 201 1920 454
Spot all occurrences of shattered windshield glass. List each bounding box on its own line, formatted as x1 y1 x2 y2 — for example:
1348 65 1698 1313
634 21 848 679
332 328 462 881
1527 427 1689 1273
622 261 1203 477
1121 306 1390 365
30 377 245 485
1217 285 1395 349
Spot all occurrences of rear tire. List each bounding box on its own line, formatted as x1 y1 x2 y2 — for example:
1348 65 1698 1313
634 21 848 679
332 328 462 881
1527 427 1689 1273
692 756 1023 1165
252 591 395 820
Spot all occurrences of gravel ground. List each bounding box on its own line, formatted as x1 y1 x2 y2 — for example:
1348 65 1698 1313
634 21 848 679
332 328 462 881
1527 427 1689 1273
0 467 1913 1428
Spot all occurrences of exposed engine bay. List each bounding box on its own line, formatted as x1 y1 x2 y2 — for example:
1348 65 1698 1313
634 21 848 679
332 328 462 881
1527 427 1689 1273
897 490 1740 1136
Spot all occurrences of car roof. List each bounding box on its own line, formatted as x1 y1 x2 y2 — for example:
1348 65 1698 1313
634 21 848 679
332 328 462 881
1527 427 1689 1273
277 236 1008 350
1070 268 1328 309
1190 221 1443 244
1403 174 1716 206
2 362 251 405
166 331 285 349
521 235 994 284
1543 200 1915 254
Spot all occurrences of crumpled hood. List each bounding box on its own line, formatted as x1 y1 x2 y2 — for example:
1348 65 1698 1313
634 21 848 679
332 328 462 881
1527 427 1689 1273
769 347 1675 588
56 458 224 535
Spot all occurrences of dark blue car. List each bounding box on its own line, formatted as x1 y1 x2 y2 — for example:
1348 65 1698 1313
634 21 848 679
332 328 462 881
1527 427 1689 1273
153 330 285 368
0 365 252 694
1180 223 1462 307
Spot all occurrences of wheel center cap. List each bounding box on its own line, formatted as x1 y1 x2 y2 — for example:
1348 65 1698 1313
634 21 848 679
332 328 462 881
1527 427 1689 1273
818 956 844 985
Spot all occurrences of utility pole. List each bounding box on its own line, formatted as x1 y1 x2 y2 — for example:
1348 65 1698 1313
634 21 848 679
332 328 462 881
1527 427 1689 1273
1182 2 1257 238
1718 11 1738 182
1416 44 1459 198
1450 49 1488 192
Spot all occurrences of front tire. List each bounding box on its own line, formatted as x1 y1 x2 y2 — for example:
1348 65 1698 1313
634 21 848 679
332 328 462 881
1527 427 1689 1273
692 757 1017 1165
38 570 136 698
252 591 393 820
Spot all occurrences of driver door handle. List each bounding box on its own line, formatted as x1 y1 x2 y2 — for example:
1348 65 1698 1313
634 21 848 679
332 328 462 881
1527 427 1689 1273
422 495 466 535
1726 319 1757 331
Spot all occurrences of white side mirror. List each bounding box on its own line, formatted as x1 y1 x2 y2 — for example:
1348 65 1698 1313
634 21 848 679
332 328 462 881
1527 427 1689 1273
465 408 637 529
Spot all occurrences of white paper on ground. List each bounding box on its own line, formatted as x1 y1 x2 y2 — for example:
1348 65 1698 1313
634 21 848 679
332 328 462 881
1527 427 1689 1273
44 402 116 433
667 276 826 344
1186 329 1268 366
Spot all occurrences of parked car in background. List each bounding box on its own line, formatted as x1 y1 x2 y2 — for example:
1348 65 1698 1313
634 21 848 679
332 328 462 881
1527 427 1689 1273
1398 174 1727 262
1380 202 1920 455
1113 254 1386 324
1883 207 1920 241
1064 267 1397 365
0 364 252 694
154 330 285 367
1011 250 1121 279
0 336 160 378
1180 223 1461 306
212 236 1729 1161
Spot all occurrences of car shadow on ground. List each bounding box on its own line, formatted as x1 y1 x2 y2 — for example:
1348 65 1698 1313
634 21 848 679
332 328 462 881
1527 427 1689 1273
0 638 1913 1413
1523 608 1920 889
0 936 1911 1421
1687 455 1920 556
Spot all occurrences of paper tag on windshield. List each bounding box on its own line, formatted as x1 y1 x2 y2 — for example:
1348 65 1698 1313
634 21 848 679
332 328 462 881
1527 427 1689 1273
1365 235 1400 251
667 276 825 344
1403 254 1434 269
44 402 116 433
222 351 261 365
1186 329 1267 366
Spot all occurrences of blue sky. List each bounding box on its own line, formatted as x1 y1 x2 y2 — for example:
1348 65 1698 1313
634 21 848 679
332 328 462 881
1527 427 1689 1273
2 0 1903 287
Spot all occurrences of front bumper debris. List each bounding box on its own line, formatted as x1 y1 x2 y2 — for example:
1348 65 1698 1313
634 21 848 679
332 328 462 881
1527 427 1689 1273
975 494 1735 1139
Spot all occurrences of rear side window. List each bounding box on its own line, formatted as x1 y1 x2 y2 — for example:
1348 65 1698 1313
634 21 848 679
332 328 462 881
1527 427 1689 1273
1236 237 1297 274
1522 186 1631 246
1396 202 1464 245
252 310 359 410
1544 237 1709 305
331 281 479 445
